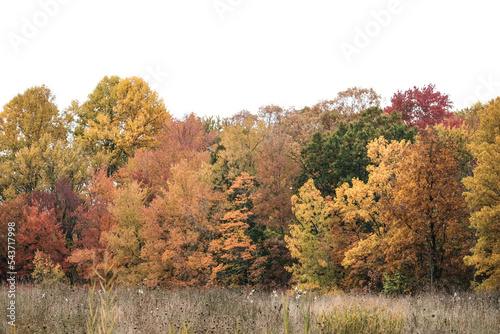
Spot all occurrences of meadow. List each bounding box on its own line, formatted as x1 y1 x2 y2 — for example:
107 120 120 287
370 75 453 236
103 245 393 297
0 285 498 333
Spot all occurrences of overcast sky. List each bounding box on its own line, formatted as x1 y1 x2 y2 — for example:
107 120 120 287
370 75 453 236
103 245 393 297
1 0 499 119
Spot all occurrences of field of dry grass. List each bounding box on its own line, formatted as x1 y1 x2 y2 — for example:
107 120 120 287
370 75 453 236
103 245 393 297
0 285 498 333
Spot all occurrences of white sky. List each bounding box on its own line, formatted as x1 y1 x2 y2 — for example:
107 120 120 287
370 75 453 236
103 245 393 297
1 0 499 119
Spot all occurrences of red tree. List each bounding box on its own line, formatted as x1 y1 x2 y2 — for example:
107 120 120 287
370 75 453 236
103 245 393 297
385 84 454 129
69 168 116 280
17 202 68 277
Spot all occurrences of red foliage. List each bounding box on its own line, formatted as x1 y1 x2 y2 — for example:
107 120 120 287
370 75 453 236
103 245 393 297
17 201 68 277
117 113 217 201
28 178 80 240
69 168 116 280
384 84 453 129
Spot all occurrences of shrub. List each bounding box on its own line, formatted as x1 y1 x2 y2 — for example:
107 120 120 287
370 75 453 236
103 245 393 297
316 305 404 334
32 251 68 286
383 271 407 295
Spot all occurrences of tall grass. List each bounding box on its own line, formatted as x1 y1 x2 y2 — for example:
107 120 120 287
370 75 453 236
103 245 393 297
0 285 498 333
86 267 118 334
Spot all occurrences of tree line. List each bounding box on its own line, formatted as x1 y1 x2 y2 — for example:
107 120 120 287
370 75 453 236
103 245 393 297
0 78 498 293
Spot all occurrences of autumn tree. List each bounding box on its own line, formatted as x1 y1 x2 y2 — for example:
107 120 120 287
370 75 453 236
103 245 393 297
0 85 69 155
314 87 382 130
381 128 471 286
435 124 475 179
384 84 454 129
119 113 216 200
300 107 416 197
0 135 87 202
211 173 258 286
139 152 223 287
286 179 339 291
463 97 500 290
113 113 220 287
26 178 80 253
17 202 69 278
73 75 120 137
211 112 269 189
69 168 117 280
104 181 147 284
280 87 382 150
76 76 170 174
336 137 413 290
0 86 85 202
254 125 300 234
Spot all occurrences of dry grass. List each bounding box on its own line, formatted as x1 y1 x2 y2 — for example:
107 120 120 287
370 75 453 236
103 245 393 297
0 285 498 333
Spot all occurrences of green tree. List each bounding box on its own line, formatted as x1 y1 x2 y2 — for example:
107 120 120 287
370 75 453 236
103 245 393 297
300 107 416 196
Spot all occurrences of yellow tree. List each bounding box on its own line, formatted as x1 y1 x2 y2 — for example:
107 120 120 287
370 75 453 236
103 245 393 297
211 112 269 189
333 137 410 289
0 85 68 155
77 76 170 174
463 97 500 290
0 135 87 201
286 179 339 291
103 181 147 285
0 86 84 202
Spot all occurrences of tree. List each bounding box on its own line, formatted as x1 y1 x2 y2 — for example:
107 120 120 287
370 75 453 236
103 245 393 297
463 97 500 290
139 152 223 287
69 168 117 281
0 85 69 156
382 128 471 286
300 107 416 196
211 113 269 189
77 76 170 174
210 173 258 286
384 84 454 129
0 134 87 202
74 75 120 137
104 181 147 285
280 87 382 147
27 178 80 250
119 113 216 200
17 202 68 278
286 179 339 291
336 137 411 290
254 128 300 234
315 87 382 130
0 86 83 202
